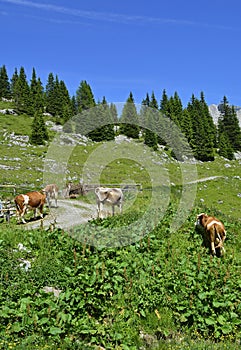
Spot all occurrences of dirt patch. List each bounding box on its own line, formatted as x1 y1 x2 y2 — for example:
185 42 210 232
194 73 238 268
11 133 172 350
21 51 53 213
24 199 97 230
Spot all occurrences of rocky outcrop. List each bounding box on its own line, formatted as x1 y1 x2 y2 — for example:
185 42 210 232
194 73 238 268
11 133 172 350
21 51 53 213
209 104 241 126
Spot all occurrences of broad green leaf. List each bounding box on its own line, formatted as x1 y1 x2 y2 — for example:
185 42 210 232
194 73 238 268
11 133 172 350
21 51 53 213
205 317 216 325
49 327 63 335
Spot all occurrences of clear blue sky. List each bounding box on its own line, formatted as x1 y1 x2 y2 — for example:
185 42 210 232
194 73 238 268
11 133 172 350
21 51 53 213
1 0 241 107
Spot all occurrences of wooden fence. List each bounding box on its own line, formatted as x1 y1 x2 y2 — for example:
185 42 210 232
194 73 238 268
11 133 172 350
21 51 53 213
65 182 142 198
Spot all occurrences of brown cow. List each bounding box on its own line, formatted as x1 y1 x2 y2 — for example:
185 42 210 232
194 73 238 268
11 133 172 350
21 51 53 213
14 191 46 224
42 184 59 208
195 213 226 256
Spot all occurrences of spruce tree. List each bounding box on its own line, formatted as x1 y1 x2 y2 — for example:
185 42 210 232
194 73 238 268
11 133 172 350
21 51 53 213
87 101 115 142
0 65 11 99
76 80 95 112
143 92 158 149
119 92 139 139
218 130 234 160
109 103 118 124
29 68 44 116
187 95 215 161
45 73 55 115
10 68 18 98
30 111 49 145
218 96 241 152
13 67 30 113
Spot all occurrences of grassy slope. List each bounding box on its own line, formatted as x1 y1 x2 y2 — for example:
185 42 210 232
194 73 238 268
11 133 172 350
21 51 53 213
1 102 241 349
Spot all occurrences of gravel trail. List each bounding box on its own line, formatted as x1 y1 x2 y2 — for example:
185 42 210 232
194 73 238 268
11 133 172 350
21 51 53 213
24 199 97 230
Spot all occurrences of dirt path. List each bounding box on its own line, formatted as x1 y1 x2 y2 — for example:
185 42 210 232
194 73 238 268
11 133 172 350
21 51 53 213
25 199 97 230
24 176 224 230
186 176 223 184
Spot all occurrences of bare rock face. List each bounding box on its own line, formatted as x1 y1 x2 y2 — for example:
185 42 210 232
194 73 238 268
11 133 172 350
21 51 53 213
209 104 241 126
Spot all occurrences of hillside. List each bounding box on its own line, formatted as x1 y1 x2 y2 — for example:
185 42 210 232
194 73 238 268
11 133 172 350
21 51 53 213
1 98 241 349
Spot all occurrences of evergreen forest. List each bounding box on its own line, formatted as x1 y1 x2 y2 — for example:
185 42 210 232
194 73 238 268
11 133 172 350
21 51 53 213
1 64 241 161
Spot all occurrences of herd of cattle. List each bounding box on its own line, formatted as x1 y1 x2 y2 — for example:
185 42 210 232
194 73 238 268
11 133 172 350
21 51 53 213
13 185 124 224
0 184 227 256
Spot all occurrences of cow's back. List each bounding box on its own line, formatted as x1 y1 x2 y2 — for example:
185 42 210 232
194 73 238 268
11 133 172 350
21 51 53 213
25 191 46 208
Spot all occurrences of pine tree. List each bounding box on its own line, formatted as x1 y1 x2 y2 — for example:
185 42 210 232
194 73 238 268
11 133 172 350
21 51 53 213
0 65 11 99
30 111 49 145
119 92 139 139
218 96 241 152
142 92 158 149
218 130 234 160
87 101 115 142
76 80 95 112
29 68 44 116
109 103 118 124
13 67 30 113
45 73 55 115
71 96 78 116
10 68 18 98
187 94 215 161
200 91 217 148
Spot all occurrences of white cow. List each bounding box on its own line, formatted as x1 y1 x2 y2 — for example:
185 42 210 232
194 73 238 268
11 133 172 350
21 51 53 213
95 187 123 218
42 184 59 208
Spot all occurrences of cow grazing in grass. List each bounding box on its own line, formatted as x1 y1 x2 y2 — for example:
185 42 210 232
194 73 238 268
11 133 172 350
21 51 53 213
14 191 46 224
95 187 123 218
42 184 59 208
195 213 226 256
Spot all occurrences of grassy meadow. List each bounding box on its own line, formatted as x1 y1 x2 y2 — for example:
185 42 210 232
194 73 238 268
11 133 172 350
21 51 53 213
1 102 241 349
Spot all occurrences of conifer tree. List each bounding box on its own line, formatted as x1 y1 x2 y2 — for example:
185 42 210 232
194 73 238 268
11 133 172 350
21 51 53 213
0 65 11 99
143 92 158 149
218 130 234 160
29 68 44 116
218 96 241 152
187 95 215 161
87 100 115 142
109 103 118 124
71 96 78 116
30 111 49 145
45 73 55 115
10 68 18 98
200 91 217 148
76 80 95 112
13 67 30 113
119 92 139 139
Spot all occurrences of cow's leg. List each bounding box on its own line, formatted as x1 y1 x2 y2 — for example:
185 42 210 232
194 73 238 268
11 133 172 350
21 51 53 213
210 241 216 255
21 207 27 224
47 194 51 208
33 208 37 220
97 202 101 218
209 227 216 255
39 204 44 219
112 205 115 216
119 202 122 214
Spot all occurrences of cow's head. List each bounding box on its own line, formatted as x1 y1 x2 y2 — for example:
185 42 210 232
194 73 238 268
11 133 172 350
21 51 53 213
195 213 208 228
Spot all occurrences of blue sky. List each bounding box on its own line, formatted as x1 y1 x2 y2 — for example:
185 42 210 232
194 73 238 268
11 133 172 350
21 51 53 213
1 0 241 107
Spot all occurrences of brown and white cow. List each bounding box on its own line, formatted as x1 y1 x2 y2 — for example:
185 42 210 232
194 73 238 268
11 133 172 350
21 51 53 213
195 213 226 256
14 191 46 224
95 187 123 218
42 184 59 208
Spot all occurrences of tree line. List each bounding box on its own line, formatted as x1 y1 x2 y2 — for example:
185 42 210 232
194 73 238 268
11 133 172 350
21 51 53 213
1 64 241 161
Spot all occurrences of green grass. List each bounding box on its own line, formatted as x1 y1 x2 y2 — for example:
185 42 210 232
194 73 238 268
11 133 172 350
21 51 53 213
1 205 241 349
1 115 241 348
